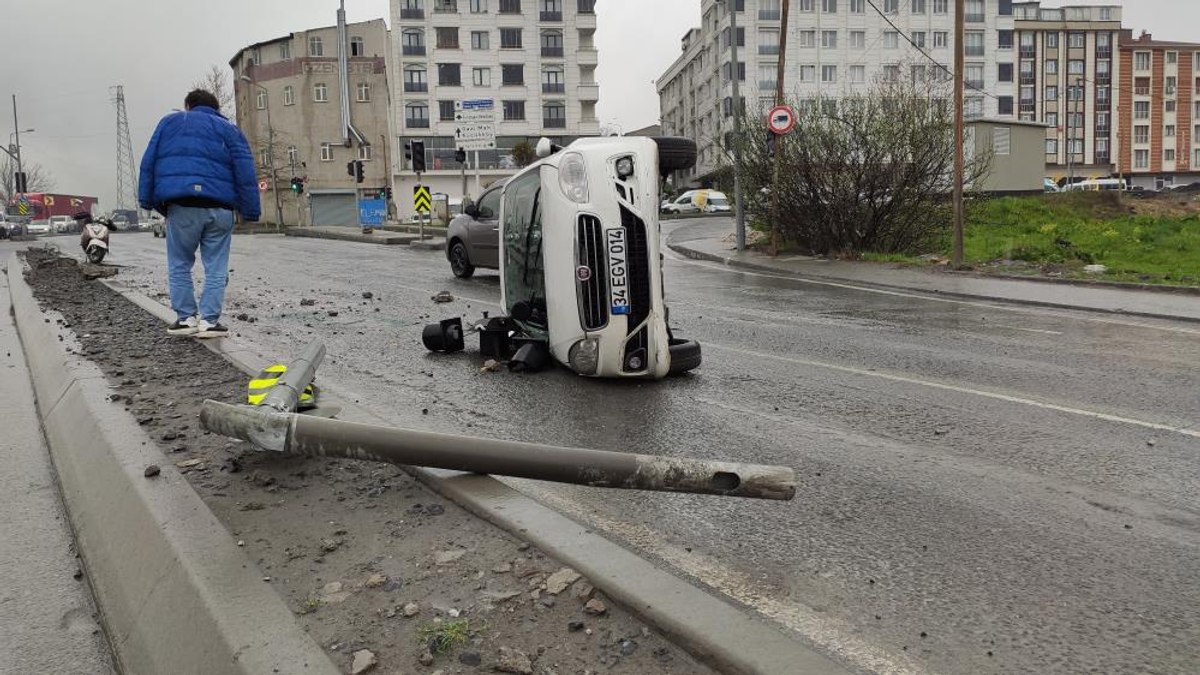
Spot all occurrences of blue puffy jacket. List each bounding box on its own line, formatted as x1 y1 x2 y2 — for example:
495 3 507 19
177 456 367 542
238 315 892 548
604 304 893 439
138 105 261 221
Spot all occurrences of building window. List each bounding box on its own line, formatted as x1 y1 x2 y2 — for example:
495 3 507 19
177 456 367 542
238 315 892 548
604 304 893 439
1096 112 1110 130
438 63 462 86
1045 112 1058 127
473 67 491 86
471 0 487 11
1096 138 1109 157
471 31 489 50
933 32 948 48
822 0 838 12
849 65 865 83
933 0 947 13
849 0 864 12
404 67 428 92
542 30 564 57
797 0 814 11
1134 150 1149 168
884 32 899 50
822 30 837 48
882 0 898 12
912 0 925 14
964 0 983 21
850 31 865 49
1045 32 1058 49
798 30 816 48
1068 85 1083 101
1066 32 1085 48
882 64 899 81
435 0 459 12
356 82 370 102
1165 124 1176 138
309 36 323 56
321 143 333 161
500 28 522 49
760 30 781 55
1134 125 1149 144
1046 59 1058 75
758 64 778 90
911 65 926 81
1134 101 1150 120
406 103 430 128
313 83 328 102
965 64 984 89
799 65 816 82
350 36 365 56
1166 76 1177 96
439 100 456 121
822 65 837 83
998 63 1013 82
998 30 1013 50
502 64 524 85
1045 138 1057 154
283 85 294 106
255 89 266 110
1135 52 1151 71
499 0 520 12
436 27 460 49
402 29 426 56
503 100 525 120
965 31 984 57
358 145 372 161
1167 51 1178 64
542 67 565 93
1068 60 1084 75
965 97 983 118
280 42 291 60
544 103 566 128
287 145 298 164
911 31 926 49
1166 100 1177 113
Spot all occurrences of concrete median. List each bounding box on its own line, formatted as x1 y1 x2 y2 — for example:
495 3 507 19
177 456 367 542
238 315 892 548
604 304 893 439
6 253 338 675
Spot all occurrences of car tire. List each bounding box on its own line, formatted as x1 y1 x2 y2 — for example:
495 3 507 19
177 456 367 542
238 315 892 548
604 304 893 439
667 337 702 376
653 137 698 173
449 240 475 279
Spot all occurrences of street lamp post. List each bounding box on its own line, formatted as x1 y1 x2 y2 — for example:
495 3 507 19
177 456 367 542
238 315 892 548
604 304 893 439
719 0 747 251
240 76 284 231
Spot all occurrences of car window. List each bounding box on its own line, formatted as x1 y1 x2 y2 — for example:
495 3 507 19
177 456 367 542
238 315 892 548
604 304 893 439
502 171 546 333
477 187 502 220
676 196 691 204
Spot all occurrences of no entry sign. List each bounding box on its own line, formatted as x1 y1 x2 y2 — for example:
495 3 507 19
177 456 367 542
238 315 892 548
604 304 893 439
767 105 796 135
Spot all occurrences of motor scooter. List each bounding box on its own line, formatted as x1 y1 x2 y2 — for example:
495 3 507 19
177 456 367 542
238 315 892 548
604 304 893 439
77 213 115 264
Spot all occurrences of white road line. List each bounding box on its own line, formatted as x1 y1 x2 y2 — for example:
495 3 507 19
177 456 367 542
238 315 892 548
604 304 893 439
704 342 1200 440
994 325 1065 335
664 248 1200 336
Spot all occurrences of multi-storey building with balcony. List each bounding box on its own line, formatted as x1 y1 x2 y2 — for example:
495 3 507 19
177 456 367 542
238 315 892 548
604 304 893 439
1012 3 1122 182
231 17 392 226
389 0 600 216
658 0 1017 187
1117 31 1200 190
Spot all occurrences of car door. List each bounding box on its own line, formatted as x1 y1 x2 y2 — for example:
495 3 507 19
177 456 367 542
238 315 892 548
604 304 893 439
469 187 503 268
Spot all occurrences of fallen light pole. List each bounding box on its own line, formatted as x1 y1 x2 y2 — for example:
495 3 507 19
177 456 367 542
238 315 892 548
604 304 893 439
199 341 796 501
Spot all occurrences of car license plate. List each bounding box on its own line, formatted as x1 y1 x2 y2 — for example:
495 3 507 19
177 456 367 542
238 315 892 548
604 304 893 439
607 228 630 315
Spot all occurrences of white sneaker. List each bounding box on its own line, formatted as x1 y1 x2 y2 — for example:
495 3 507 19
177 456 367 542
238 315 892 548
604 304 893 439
196 319 229 339
167 315 200 336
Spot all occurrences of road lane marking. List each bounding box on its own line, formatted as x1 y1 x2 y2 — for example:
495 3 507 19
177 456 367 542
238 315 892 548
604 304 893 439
994 325 1064 335
704 342 1200 440
664 249 1200 336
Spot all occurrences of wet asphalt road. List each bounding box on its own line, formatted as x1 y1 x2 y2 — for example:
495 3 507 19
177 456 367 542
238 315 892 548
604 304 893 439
14 224 1200 674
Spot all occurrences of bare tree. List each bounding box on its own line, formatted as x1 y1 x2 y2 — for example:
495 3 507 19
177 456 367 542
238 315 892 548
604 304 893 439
0 154 55 203
729 75 992 256
192 64 235 115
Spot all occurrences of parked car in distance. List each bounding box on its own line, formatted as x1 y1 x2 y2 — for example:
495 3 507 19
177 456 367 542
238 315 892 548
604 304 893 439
1043 178 1061 193
660 189 730 214
26 219 51 235
50 215 75 233
1065 178 1123 192
445 179 508 278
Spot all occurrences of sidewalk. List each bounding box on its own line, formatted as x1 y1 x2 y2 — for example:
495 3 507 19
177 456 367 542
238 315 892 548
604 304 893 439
0 259 114 673
285 225 446 250
666 221 1200 323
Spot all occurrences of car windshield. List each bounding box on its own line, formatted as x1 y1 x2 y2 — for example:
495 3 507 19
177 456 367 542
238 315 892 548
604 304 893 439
502 170 547 336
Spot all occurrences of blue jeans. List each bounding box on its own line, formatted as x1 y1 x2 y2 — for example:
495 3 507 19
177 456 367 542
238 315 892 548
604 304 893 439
165 205 234 323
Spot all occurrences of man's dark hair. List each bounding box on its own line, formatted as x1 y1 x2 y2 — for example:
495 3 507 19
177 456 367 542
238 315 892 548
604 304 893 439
184 89 220 112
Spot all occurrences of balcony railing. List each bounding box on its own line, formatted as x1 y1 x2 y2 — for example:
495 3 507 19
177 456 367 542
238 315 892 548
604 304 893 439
1134 86 1150 96
966 79 985 91
965 46 985 57
542 83 565 93
406 118 430 128
540 10 563 21
759 10 781 20
404 82 429 92
1020 47 1036 58
965 12 985 22
544 117 567 128
402 45 426 56
1097 47 1112 58
541 46 564 57
400 8 425 19
759 80 777 91
433 1 457 12
1095 74 1111 85
759 45 780 55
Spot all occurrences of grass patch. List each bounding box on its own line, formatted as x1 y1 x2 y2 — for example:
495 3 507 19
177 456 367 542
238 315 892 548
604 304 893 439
419 619 482 655
860 252 923 264
962 192 1200 285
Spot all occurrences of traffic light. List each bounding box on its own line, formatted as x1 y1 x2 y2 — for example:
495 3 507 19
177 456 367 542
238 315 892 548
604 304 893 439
14 171 28 193
404 142 412 162
411 140 426 173
455 148 467 164
385 186 393 199
346 160 364 183
290 177 304 194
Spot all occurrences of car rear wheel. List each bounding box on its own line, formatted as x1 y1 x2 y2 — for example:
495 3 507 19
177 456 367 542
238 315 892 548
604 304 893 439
449 240 475 279
667 337 701 376
653 137 698 173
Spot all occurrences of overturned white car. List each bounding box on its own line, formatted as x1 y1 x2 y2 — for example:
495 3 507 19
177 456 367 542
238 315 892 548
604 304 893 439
424 135 701 379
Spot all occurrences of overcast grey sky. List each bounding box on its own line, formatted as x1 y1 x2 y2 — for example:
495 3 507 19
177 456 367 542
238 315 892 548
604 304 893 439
1 0 1194 210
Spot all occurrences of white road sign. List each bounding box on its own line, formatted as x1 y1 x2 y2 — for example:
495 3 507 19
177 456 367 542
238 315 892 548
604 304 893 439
455 99 496 151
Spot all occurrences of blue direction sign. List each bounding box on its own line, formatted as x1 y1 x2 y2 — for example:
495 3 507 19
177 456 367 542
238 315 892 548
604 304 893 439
358 198 386 226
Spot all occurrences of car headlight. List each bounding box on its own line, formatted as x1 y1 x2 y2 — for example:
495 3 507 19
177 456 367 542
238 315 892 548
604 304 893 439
615 156 634 179
559 152 590 203
568 338 600 375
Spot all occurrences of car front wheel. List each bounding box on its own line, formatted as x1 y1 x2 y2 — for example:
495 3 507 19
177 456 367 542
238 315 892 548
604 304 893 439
667 338 701 376
449 240 475 279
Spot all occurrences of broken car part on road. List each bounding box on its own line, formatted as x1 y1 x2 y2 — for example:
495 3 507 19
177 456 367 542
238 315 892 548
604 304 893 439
201 339 794 500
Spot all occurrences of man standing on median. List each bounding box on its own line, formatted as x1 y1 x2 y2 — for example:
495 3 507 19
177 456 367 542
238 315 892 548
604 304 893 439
138 89 260 338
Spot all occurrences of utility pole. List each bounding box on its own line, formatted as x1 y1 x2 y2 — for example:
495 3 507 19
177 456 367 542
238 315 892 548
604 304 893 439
952 0 965 268
111 86 138 214
11 95 26 196
769 0 790 254
725 0 747 251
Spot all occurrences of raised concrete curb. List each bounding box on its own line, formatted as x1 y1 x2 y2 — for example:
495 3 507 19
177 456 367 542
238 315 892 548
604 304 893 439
285 226 416 245
669 241 1200 324
7 253 338 675
409 237 446 251
103 279 852 675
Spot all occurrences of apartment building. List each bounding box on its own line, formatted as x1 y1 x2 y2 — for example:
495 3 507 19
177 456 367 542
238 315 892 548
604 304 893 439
1118 31 1200 190
231 16 391 226
1012 3 1122 182
658 0 1018 187
390 0 600 216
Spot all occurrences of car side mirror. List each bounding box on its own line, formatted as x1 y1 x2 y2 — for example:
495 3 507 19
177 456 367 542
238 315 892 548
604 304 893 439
464 204 479 218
